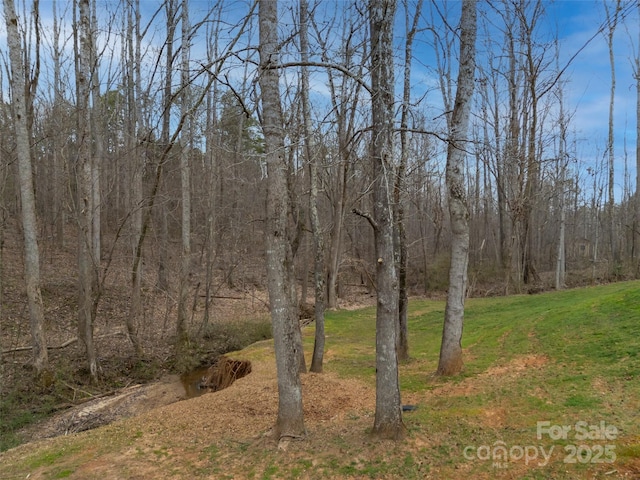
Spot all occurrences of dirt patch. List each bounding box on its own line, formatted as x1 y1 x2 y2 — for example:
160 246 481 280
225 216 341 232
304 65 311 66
480 407 508 428
199 357 252 392
410 354 550 400
18 376 186 443
2 355 378 479
18 356 254 444
15 352 375 452
483 354 549 377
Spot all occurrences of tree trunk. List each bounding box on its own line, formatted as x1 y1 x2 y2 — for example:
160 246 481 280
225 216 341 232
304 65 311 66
125 0 144 356
555 83 568 290
259 0 305 440
326 174 345 309
635 1 640 272
76 0 98 381
156 0 176 294
52 0 65 248
369 0 404 440
300 0 326 374
396 0 423 363
437 0 476 377
3 0 49 375
176 0 191 349
605 0 621 270
202 11 221 331
90 0 101 267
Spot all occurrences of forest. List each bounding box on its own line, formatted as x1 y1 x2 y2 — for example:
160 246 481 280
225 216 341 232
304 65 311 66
1 0 640 450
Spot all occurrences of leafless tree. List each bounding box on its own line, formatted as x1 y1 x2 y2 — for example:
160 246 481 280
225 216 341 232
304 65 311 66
259 0 306 440
368 0 404 440
3 0 49 375
633 1 640 268
300 0 327 374
176 0 191 349
312 3 369 309
123 0 144 356
75 0 98 381
437 0 477 376
396 0 423 362
604 0 622 269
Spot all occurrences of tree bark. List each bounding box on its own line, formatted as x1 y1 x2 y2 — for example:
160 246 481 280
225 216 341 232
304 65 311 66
176 0 191 349
76 0 98 381
3 0 49 375
369 0 404 440
259 0 305 440
437 0 476 377
396 0 423 363
300 0 326 374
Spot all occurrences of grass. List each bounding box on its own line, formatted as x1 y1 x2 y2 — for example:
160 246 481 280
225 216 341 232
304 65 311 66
302 281 640 478
1 281 639 479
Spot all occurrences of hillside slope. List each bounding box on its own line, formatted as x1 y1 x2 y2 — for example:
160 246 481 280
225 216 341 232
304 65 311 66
1 282 639 479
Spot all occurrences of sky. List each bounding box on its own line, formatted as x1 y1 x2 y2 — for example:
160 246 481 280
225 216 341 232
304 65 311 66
411 0 638 201
514 1 639 199
549 1 638 178
1 0 639 200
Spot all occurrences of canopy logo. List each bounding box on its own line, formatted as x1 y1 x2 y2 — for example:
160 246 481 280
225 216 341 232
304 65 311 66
463 420 618 469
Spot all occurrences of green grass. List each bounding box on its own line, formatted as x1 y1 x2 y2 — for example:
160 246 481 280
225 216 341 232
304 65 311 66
1 281 639 479
302 280 640 478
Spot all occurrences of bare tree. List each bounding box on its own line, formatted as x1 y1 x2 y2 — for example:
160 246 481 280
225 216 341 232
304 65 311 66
201 4 222 331
554 58 570 290
3 0 49 375
300 0 326 374
313 4 369 309
368 0 404 440
89 0 101 266
633 1 640 269
176 0 191 349
259 0 306 440
604 0 622 270
436 0 476 376
396 0 423 362
51 0 65 247
124 0 144 356
75 0 98 381
156 0 178 293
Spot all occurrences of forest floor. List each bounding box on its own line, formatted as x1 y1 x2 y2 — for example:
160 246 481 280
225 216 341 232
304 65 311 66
0 224 374 453
2 225 640 479
2 275 640 478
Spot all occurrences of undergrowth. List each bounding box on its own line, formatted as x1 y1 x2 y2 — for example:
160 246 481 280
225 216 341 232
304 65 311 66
0 315 273 452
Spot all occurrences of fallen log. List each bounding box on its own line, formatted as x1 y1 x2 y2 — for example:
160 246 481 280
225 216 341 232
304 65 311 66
1 331 125 356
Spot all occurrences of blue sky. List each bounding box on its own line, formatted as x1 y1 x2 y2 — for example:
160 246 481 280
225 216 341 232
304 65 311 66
557 1 638 199
403 0 640 200
2 0 639 199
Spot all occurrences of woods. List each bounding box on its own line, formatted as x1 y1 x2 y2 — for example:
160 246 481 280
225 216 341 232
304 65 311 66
2 0 640 447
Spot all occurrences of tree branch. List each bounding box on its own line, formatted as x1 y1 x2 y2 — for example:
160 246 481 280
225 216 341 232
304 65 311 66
265 60 372 95
352 208 378 230
2 331 125 356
